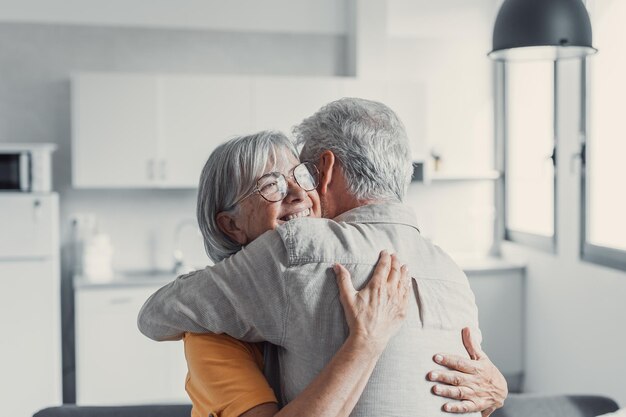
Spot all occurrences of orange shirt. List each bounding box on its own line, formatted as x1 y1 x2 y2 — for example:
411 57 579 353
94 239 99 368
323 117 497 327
183 333 278 417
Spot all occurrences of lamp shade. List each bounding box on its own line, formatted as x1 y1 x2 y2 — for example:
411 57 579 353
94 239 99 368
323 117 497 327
489 0 597 61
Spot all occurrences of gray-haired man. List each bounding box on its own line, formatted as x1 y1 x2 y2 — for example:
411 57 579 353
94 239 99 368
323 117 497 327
139 98 507 416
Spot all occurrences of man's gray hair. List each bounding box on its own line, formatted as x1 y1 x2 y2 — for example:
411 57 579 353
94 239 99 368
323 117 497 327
197 131 299 263
294 97 413 202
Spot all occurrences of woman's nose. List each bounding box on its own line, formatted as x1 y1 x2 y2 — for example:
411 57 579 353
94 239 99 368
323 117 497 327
283 178 306 203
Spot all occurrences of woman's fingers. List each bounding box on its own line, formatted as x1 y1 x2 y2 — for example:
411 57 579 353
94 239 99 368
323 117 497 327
386 253 402 286
368 250 392 289
334 263 356 304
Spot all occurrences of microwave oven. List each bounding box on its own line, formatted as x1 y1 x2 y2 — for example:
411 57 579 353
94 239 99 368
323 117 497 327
0 143 56 192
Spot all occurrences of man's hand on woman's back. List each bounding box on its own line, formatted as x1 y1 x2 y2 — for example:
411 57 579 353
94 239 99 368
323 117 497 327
427 327 508 416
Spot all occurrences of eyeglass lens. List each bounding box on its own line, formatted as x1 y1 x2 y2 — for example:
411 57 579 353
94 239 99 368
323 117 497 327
257 163 318 202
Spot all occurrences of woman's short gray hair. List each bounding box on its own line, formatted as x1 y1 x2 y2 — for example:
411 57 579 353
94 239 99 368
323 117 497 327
294 97 413 202
197 131 298 263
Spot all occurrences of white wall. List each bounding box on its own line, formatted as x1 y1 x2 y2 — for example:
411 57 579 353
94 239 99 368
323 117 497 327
386 0 498 257
0 0 347 34
501 59 626 407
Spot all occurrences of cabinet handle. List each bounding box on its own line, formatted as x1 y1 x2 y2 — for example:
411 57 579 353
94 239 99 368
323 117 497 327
159 159 167 181
109 297 132 305
147 159 155 180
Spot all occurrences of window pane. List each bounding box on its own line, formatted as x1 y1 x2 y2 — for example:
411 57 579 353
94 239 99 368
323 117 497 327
505 61 555 237
588 0 626 252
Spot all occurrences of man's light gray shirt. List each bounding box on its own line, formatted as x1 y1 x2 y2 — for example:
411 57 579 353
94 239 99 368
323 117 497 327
138 203 481 417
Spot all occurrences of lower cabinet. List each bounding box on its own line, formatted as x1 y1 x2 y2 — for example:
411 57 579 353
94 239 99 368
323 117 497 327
75 285 189 405
467 266 525 392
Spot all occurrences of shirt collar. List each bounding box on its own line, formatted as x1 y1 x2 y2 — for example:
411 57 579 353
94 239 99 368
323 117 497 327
333 202 420 232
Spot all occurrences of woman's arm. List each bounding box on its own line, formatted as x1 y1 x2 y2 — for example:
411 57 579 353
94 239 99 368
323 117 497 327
246 251 410 417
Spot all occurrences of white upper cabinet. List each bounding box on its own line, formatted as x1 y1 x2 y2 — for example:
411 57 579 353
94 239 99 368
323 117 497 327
72 73 426 188
158 75 254 187
72 73 159 188
252 76 343 136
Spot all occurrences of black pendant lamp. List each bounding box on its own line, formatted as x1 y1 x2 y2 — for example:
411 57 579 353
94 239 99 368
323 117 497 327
489 0 597 61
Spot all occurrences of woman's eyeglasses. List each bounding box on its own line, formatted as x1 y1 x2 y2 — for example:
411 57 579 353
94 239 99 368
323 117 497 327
235 162 319 205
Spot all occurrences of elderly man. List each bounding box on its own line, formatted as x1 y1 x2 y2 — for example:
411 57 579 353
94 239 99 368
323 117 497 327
139 98 507 416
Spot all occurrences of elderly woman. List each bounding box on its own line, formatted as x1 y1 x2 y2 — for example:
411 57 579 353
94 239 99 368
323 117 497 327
180 130 505 417
185 130 410 417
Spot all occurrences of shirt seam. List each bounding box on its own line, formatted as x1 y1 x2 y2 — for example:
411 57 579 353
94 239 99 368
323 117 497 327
220 391 278 417
280 225 293 347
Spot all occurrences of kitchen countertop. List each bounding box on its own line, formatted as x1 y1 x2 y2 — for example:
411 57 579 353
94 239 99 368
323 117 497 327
74 257 525 290
74 270 181 289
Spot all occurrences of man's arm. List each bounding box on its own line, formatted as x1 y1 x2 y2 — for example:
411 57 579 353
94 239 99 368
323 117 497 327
428 327 508 416
138 231 289 343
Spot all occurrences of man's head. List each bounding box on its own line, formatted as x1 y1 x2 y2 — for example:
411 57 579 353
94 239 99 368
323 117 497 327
294 97 413 218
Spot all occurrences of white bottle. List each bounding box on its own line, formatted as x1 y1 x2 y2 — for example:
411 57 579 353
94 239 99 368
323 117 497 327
83 233 114 283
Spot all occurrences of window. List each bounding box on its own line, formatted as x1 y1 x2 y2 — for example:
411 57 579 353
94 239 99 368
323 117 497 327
583 0 626 270
504 61 556 252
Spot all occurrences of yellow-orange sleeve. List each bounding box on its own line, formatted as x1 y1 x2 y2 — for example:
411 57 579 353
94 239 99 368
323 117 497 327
183 332 278 417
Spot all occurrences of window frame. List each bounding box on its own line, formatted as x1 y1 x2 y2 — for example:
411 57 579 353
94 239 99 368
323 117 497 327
580 59 626 271
502 61 558 254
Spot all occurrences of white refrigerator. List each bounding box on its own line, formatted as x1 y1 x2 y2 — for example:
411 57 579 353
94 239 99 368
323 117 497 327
0 193 62 417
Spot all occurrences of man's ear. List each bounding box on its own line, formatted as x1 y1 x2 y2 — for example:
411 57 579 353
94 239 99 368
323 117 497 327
318 150 336 196
216 212 248 245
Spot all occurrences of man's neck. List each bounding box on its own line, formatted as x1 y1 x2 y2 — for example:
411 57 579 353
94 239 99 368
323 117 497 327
332 198 387 219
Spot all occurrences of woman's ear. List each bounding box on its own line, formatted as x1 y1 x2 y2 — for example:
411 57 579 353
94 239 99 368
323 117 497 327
216 212 248 245
318 150 335 196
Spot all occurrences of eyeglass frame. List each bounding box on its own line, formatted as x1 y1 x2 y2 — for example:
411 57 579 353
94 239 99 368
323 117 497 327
233 161 320 206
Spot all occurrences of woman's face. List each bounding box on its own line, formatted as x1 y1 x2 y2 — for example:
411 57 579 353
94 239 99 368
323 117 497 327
230 152 321 244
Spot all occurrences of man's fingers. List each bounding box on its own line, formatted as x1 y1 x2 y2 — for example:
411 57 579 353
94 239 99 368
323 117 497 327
428 370 474 388
369 250 391 287
333 263 355 302
433 353 478 374
461 327 484 360
442 399 481 414
432 384 474 401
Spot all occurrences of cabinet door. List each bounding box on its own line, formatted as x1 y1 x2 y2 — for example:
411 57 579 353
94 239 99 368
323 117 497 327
0 194 56 259
75 286 188 405
158 75 254 188
72 73 159 187
468 270 524 391
252 76 343 137
0 260 62 417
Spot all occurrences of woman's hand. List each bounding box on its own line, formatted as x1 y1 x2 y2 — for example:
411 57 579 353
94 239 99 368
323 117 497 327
333 250 411 355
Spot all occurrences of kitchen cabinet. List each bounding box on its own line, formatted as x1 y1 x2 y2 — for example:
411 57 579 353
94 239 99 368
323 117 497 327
465 262 525 392
158 75 254 187
75 284 188 405
252 76 343 134
73 73 250 188
72 73 159 188
72 73 427 188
